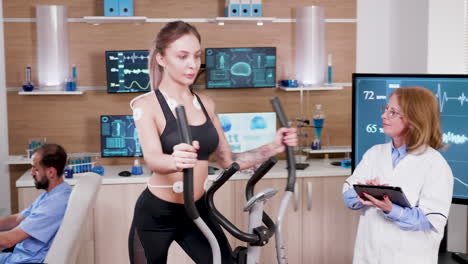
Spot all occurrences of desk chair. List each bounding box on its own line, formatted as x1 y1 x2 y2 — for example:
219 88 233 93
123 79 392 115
44 173 102 264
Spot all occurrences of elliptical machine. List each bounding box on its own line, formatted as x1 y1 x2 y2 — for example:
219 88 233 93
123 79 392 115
175 105 223 263
175 96 296 264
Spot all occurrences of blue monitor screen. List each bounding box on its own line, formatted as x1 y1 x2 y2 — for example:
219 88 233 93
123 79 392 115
105 50 151 93
100 115 143 157
218 112 277 153
352 73 468 204
205 47 276 88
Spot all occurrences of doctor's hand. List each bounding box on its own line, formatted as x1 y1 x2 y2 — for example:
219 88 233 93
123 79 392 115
172 141 200 171
358 193 393 213
357 178 389 186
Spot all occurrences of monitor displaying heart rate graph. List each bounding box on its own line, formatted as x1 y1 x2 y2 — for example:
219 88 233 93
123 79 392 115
100 115 143 157
205 47 276 88
106 50 151 93
352 73 468 204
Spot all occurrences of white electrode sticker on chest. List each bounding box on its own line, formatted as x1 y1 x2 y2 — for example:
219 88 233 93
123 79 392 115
166 97 177 111
193 96 201 110
133 107 143 121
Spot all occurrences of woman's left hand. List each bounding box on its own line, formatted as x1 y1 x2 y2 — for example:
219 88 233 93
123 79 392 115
272 127 298 154
358 193 393 213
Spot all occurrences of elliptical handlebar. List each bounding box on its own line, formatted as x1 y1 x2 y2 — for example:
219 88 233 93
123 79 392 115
245 157 278 199
271 96 297 264
175 105 198 220
271 97 296 192
206 160 276 244
206 162 257 243
245 157 278 232
175 105 221 264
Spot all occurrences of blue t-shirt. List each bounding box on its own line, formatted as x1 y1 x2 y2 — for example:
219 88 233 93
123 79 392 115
6 182 71 264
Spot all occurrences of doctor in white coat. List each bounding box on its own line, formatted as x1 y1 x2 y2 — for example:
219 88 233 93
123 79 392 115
343 86 453 264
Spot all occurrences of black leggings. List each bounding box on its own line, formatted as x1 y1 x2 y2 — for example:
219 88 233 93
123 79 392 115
128 188 234 264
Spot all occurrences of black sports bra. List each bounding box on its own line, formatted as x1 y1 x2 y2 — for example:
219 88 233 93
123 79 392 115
155 89 219 160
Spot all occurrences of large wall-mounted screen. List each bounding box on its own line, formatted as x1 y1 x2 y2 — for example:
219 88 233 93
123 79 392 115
205 47 276 88
352 73 468 204
106 50 150 93
101 115 143 157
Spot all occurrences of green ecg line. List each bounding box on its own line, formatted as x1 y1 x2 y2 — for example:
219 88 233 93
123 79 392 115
125 81 150 90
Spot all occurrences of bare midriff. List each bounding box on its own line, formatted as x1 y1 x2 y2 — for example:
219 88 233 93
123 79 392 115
147 159 209 203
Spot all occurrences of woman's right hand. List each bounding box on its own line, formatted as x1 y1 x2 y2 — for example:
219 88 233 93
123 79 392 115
171 141 200 172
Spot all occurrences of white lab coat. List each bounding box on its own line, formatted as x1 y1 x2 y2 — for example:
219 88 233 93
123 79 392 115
344 143 453 264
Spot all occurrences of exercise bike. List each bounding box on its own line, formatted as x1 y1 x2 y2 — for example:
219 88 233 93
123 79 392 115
175 96 296 264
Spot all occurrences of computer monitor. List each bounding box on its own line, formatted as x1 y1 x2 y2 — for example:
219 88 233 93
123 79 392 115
218 112 276 153
352 73 468 204
205 47 276 88
105 50 151 93
100 115 143 157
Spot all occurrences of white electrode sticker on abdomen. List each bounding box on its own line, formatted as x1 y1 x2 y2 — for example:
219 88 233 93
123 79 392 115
133 107 143 121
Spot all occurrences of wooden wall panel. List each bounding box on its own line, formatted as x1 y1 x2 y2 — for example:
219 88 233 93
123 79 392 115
4 22 36 86
4 0 355 19
4 22 355 87
4 0 103 18
8 86 352 156
7 90 134 154
5 0 356 214
266 0 356 19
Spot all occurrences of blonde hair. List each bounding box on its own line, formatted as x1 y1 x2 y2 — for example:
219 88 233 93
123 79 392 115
148 21 201 89
391 86 443 152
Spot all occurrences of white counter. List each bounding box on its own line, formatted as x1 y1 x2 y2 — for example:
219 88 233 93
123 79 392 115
16 159 351 187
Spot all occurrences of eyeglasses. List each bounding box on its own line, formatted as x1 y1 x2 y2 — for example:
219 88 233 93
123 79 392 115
381 105 402 119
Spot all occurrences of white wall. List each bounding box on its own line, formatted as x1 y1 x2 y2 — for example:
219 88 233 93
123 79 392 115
427 0 467 253
0 0 10 216
427 0 465 74
390 1 429 73
356 0 394 73
356 0 428 73
357 0 467 254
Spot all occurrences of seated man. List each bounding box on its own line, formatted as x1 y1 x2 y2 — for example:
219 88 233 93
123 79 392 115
0 144 71 264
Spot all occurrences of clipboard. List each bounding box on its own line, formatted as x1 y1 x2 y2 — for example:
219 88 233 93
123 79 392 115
353 184 411 208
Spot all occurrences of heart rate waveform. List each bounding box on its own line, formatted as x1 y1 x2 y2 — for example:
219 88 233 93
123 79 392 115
443 131 468 145
109 52 149 64
436 84 468 112
125 80 150 90
110 68 149 75
123 69 149 75
106 50 150 93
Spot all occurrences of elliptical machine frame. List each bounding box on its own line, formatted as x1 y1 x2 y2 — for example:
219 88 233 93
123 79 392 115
175 96 296 264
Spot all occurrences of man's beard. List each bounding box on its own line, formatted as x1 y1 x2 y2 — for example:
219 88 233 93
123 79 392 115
34 176 49 190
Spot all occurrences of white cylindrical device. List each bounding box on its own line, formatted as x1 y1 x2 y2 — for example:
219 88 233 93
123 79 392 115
36 5 69 90
295 6 326 86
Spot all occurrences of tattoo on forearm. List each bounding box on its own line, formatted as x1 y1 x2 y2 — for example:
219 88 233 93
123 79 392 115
217 148 229 163
233 144 274 168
